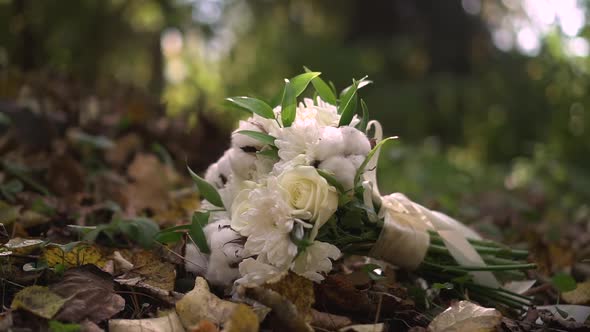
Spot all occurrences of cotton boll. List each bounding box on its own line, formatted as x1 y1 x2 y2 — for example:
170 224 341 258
340 126 371 156
228 148 256 180
318 156 356 191
347 154 366 170
204 163 223 189
312 126 345 161
193 219 245 287
184 242 209 276
231 120 266 151
217 150 233 183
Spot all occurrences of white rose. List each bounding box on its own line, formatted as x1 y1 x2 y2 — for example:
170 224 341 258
277 166 338 240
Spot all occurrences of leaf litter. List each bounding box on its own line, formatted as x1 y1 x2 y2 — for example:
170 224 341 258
0 73 589 331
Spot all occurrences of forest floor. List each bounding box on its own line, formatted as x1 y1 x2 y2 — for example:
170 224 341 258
1 72 590 331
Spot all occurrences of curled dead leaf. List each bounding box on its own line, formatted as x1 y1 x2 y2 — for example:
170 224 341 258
175 277 237 329
50 265 125 323
428 301 502 332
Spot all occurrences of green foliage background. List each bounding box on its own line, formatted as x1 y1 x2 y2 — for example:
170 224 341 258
1 0 589 221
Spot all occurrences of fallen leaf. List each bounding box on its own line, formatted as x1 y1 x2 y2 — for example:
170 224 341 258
11 285 66 319
339 323 385 332
105 133 142 167
563 280 590 305
115 249 176 292
264 272 314 321
50 265 125 322
109 310 184 332
123 153 179 214
176 277 238 328
222 304 259 332
242 286 313 332
4 237 43 255
42 242 107 269
0 311 13 331
428 301 502 332
311 309 352 330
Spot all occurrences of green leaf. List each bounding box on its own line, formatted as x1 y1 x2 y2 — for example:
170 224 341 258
361 263 386 281
290 71 321 97
552 273 577 293
0 112 12 126
49 320 81 332
353 137 397 187
317 169 345 193
357 99 369 133
236 130 276 146
187 165 224 208
257 148 279 159
338 79 359 126
189 211 210 254
155 231 184 244
280 80 297 127
226 97 275 119
156 224 192 244
304 67 337 104
339 77 372 98
118 218 160 248
432 282 454 290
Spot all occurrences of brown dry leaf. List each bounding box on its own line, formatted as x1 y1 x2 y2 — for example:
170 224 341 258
4 238 43 255
339 323 385 332
563 281 590 305
46 155 86 197
315 274 374 314
115 249 176 300
190 320 219 332
42 242 107 268
264 272 314 321
311 309 352 331
222 304 259 332
50 265 125 322
105 133 142 167
109 310 184 332
123 153 179 214
10 285 66 319
176 277 238 328
428 301 502 332
153 189 200 226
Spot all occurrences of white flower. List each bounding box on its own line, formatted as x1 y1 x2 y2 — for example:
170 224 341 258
277 166 338 240
318 156 357 191
236 257 287 287
231 178 298 267
294 98 340 127
291 241 341 282
275 123 320 162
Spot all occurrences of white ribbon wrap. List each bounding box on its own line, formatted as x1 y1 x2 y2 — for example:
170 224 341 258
370 193 500 287
362 121 499 288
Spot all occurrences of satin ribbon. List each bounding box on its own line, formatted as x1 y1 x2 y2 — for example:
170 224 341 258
363 121 500 288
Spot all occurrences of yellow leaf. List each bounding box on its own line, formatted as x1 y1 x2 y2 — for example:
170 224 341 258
563 280 590 305
11 286 66 319
42 243 107 268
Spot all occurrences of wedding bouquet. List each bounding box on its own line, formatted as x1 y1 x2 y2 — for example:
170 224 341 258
181 71 536 309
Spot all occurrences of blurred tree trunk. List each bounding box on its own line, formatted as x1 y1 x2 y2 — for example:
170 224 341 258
12 0 37 71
